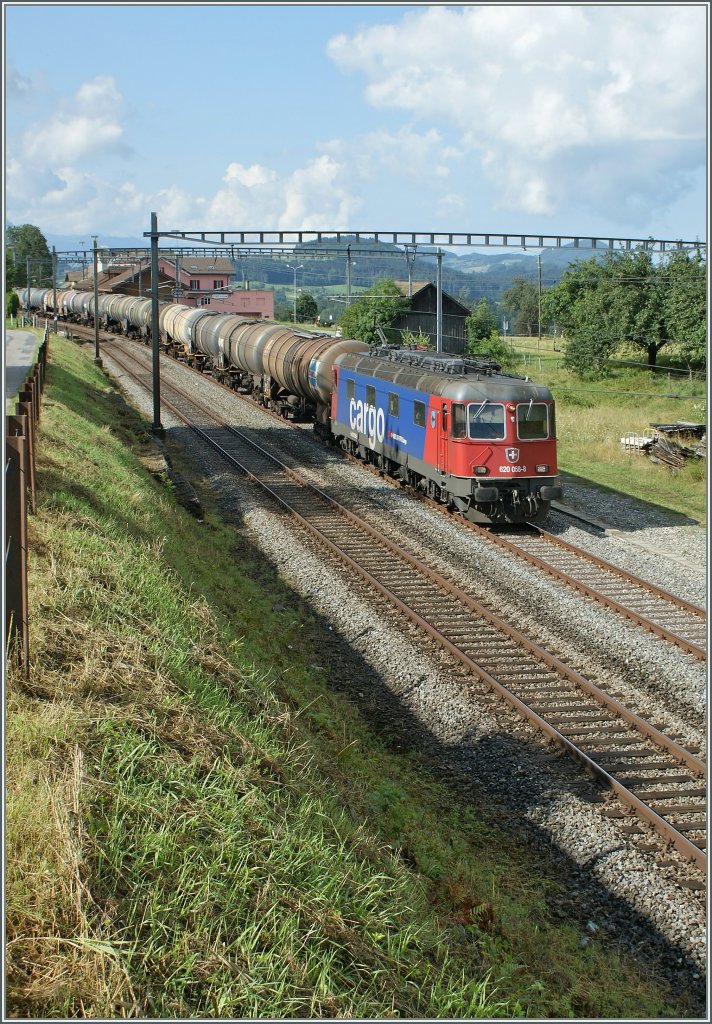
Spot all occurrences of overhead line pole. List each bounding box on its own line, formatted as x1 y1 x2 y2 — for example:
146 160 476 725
149 211 165 438
436 249 443 353
92 237 101 365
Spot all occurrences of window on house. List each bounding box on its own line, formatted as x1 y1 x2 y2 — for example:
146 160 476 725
190 279 200 291
214 280 224 289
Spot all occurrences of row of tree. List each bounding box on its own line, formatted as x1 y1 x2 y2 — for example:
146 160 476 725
464 248 707 375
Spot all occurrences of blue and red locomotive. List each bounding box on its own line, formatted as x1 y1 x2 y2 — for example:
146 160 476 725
327 348 561 524
19 286 562 523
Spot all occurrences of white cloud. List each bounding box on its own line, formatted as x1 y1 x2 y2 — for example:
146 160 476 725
323 126 461 184
21 74 131 165
206 154 360 230
327 5 707 223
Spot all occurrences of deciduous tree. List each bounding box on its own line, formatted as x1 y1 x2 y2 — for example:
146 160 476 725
502 277 539 336
295 291 318 323
465 297 498 343
338 279 410 344
6 224 52 289
542 249 707 377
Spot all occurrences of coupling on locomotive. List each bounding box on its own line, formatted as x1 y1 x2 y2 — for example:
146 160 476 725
18 286 562 524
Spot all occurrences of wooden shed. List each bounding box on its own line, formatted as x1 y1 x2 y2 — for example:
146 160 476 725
390 281 471 354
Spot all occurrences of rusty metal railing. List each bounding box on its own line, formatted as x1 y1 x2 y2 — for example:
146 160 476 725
5 327 49 674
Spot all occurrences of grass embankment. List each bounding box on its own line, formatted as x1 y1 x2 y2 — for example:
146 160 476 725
5 334 694 1018
506 336 707 524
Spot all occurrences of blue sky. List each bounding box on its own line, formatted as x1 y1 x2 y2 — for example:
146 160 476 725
5 3 708 245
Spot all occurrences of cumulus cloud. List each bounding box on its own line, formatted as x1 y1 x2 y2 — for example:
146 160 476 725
205 154 360 230
327 5 707 223
324 126 462 183
21 74 131 165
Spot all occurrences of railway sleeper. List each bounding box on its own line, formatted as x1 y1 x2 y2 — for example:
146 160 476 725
556 723 632 737
638 788 708 801
666 821 707 834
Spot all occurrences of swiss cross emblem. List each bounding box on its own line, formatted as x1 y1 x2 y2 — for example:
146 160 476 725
505 448 520 463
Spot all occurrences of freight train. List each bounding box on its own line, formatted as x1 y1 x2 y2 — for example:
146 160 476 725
18 286 562 524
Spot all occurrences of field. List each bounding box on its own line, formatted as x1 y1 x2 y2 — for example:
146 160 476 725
4 332 698 1018
504 336 707 525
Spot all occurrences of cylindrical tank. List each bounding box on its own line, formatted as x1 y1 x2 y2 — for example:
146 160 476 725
193 313 236 363
73 292 93 317
104 295 125 322
161 303 191 341
231 322 294 378
171 307 219 351
127 298 152 329
20 288 50 310
59 290 78 316
307 338 369 403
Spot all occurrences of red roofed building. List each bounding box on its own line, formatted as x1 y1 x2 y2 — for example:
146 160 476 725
64 256 274 319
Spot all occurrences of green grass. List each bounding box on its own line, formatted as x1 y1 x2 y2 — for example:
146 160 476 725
5 334 701 1018
499 337 707 524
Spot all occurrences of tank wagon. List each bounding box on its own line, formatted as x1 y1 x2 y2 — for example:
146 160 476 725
18 286 562 523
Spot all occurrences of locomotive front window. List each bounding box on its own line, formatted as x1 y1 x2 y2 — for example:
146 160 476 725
452 403 467 438
366 385 377 406
346 378 355 401
468 402 505 439
516 401 549 439
413 400 426 427
388 392 399 416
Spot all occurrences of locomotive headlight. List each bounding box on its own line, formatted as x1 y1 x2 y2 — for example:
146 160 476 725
474 466 488 475
536 464 549 473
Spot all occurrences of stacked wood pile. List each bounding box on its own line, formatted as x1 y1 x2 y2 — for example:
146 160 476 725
648 435 702 469
620 422 706 469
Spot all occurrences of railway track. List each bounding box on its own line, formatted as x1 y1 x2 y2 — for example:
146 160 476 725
470 524 707 661
65 322 708 663
102 337 707 874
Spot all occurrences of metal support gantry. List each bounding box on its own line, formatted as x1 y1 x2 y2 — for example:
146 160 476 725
128 215 698 437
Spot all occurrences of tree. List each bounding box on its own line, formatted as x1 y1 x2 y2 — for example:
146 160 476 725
662 249 707 369
465 297 498 343
542 249 707 377
295 291 318 323
6 291 20 318
502 277 539 336
338 279 410 344
6 224 53 289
